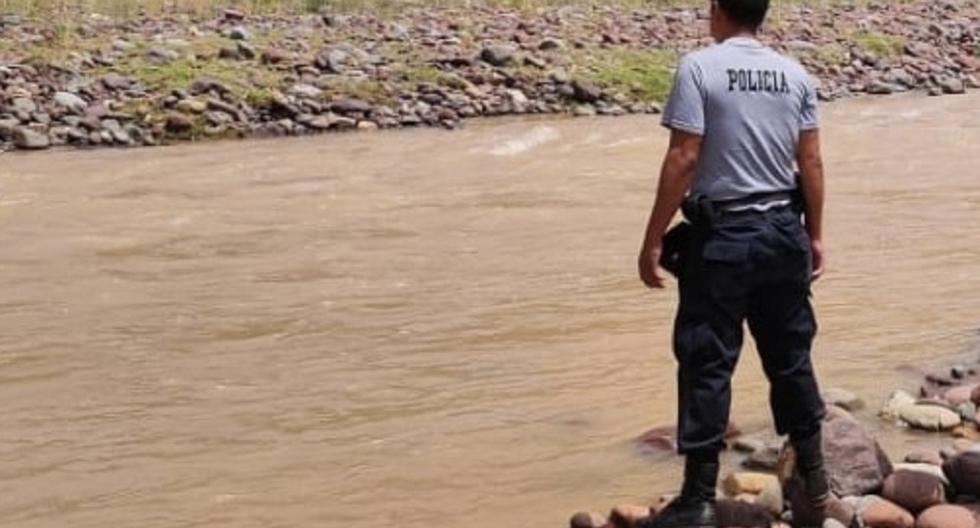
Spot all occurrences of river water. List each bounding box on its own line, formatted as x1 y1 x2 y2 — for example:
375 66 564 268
0 93 978 528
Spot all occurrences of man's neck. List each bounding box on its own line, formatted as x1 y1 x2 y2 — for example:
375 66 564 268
718 29 758 43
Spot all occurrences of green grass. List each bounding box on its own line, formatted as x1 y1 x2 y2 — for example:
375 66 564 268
130 59 201 93
186 34 230 57
788 41 847 66
813 43 847 65
851 30 904 57
116 98 160 122
398 63 470 89
575 48 676 103
117 49 281 99
319 77 394 104
243 86 276 107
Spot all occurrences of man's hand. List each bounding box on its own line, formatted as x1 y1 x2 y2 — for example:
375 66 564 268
810 238 826 281
638 241 665 289
637 130 701 290
797 129 825 282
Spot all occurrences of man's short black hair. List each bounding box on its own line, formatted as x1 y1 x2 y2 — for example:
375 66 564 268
715 0 770 29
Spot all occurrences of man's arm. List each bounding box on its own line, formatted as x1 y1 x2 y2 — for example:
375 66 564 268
797 129 825 280
638 130 702 289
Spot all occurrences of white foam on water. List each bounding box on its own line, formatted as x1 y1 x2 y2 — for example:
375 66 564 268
604 137 647 148
487 126 560 156
170 215 193 227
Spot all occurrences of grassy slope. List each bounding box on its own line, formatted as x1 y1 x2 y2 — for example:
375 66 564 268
0 0 902 19
2 0 964 144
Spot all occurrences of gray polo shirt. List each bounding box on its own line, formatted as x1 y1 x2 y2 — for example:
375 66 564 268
661 37 819 201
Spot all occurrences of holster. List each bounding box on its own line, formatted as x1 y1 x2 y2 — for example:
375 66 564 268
659 195 714 278
681 194 717 230
659 221 693 277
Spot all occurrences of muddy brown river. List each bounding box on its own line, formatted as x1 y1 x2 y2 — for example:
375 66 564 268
0 93 978 528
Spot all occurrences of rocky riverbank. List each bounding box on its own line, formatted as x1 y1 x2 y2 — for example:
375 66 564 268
578 355 980 528
0 0 978 152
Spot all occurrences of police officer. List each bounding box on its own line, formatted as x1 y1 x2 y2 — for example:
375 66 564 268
636 0 853 527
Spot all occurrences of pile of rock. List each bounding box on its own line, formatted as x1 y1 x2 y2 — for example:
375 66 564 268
576 417 980 527
881 364 980 441
0 0 978 151
575 375 980 527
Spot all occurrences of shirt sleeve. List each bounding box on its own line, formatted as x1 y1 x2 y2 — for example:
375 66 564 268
660 55 705 135
800 75 819 130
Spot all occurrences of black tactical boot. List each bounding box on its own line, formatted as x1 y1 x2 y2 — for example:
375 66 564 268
638 453 719 528
792 429 857 528
792 429 830 501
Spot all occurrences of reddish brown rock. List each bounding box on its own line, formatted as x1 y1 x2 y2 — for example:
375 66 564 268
942 451 980 497
915 504 975 528
715 499 776 527
945 384 979 406
972 385 980 406
861 496 914 528
959 503 980 525
260 47 289 65
882 469 946 514
779 405 892 497
569 511 608 528
165 113 194 135
609 504 649 528
636 426 674 452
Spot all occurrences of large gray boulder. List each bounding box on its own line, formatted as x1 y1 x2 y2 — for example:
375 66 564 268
53 91 87 114
479 45 516 67
780 406 892 497
13 127 50 150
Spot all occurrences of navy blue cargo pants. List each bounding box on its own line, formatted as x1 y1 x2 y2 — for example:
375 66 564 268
673 206 826 455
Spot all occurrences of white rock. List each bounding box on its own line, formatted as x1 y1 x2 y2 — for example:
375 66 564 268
880 390 916 420
289 84 322 100
756 477 783 516
823 387 865 411
899 404 961 431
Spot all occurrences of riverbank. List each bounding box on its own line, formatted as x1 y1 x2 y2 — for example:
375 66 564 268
582 353 980 528
0 0 977 151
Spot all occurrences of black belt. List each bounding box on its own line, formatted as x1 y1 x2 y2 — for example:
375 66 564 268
712 191 796 213
663 190 802 276
682 190 800 227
